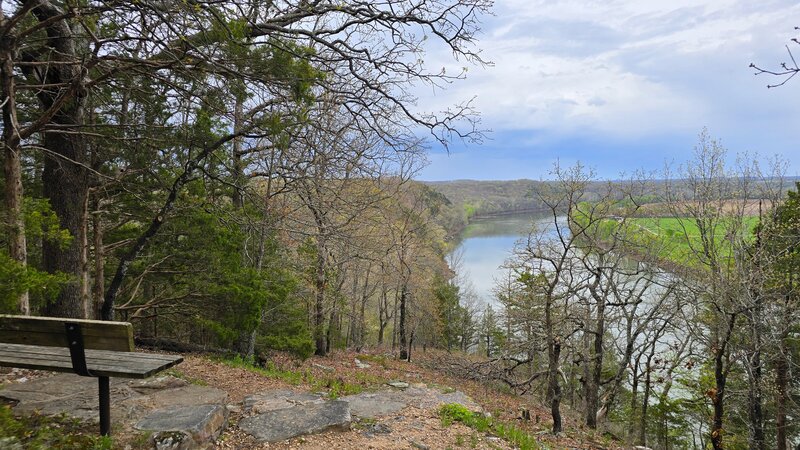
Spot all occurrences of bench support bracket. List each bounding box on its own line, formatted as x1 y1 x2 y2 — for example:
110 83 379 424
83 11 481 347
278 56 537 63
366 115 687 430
64 322 92 377
65 322 110 435
99 376 110 436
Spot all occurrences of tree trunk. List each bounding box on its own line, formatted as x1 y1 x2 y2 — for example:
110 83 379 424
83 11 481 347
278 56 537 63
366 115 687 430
325 293 339 354
775 330 789 450
40 123 88 318
746 303 765 450
1 39 29 315
586 305 604 428
314 240 327 356
629 352 641 442
398 282 408 360
392 290 398 351
91 204 104 319
357 273 370 351
549 338 562 434
378 290 387 346
78 191 91 316
639 340 656 446
32 4 89 319
711 352 726 450
231 94 244 209
710 313 736 450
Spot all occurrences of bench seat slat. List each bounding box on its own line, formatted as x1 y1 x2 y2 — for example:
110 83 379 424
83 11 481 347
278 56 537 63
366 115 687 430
0 344 182 378
0 352 177 373
0 343 180 364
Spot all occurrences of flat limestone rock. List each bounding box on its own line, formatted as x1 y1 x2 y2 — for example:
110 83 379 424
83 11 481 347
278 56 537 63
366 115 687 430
136 404 228 448
127 384 228 413
239 399 351 443
341 392 407 419
0 374 142 421
1 372 229 449
402 385 481 412
243 389 324 414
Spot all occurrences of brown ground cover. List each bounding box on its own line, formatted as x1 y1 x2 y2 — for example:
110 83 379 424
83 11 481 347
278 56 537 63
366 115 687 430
1 349 618 449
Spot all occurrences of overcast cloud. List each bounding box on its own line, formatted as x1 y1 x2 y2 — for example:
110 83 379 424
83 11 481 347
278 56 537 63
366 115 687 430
417 0 800 180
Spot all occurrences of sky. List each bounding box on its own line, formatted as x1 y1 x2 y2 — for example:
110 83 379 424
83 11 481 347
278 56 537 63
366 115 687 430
415 0 800 181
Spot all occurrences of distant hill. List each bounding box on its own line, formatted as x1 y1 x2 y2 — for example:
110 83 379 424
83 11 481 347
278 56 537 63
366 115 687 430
423 176 800 230
422 179 545 218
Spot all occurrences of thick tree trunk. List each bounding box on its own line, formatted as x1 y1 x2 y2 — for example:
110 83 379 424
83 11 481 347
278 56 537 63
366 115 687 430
40 129 88 318
32 3 89 319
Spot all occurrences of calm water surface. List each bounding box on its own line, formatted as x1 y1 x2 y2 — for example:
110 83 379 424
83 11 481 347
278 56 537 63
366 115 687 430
454 213 551 306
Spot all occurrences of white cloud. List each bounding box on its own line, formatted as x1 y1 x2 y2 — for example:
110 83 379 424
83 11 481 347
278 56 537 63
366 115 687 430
413 0 800 142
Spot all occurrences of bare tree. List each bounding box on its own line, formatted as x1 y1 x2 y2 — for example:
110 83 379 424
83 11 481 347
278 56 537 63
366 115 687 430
663 130 786 450
751 27 800 88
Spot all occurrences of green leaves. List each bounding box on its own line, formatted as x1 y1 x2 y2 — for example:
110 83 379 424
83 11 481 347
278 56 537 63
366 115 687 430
24 198 72 250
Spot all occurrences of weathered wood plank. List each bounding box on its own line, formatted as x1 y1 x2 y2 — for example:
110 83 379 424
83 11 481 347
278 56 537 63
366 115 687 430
0 344 182 378
0 315 134 351
0 343 180 364
0 348 179 368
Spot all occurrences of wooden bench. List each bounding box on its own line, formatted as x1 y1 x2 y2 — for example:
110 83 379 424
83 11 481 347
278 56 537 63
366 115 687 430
0 315 183 436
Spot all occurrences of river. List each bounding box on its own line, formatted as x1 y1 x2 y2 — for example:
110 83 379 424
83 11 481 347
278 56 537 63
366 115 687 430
453 212 551 308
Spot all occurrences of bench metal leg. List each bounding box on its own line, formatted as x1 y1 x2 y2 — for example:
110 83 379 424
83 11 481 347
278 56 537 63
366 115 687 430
99 376 111 436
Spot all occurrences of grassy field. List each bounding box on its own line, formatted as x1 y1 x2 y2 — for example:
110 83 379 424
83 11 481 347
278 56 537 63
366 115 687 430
623 216 760 266
571 200 762 269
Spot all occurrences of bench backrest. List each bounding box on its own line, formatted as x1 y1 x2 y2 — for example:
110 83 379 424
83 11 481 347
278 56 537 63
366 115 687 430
0 315 134 352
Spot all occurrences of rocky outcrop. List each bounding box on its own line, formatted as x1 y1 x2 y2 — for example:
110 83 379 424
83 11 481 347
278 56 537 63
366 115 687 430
238 397 351 443
0 374 228 449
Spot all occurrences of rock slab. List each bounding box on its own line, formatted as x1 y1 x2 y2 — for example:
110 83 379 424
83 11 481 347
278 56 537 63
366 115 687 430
136 404 228 448
1 374 229 449
341 392 407 419
239 399 351 443
243 389 324 414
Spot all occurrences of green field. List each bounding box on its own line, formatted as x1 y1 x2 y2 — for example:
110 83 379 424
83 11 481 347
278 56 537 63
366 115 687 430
624 216 760 267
